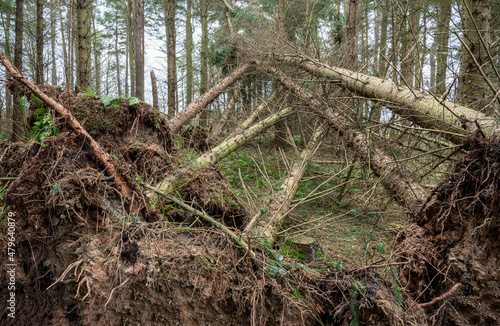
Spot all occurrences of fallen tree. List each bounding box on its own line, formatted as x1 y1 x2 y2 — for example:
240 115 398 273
167 63 251 134
265 64 429 214
272 53 499 145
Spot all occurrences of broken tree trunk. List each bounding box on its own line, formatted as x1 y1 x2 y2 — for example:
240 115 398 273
273 54 499 145
268 65 429 214
248 122 327 245
154 105 294 193
167 63 251 135
0 50 135 204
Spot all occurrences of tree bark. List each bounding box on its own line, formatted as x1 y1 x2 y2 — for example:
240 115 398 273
1 51 134 204
185 0 193 105
134 0 144 100
76 0 91 90
36 0 44 85
167 64 250 135
346 0 358 69
50 0 57 86
456 0 492 113
150 70 158 109
165 0 176 118
12 0 24 142
268 65 429 214
273 54 498 144
200 0 208 96
115 10 121 96
435 0 452 97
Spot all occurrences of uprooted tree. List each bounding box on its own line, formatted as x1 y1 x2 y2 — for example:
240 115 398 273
1 1 500 324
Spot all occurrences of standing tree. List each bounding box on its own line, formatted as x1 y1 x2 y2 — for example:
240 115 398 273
76 0 91 90
165 0 176 118
185 0 193 105
134 0 144 100
11 0 24 141
35 0 44 85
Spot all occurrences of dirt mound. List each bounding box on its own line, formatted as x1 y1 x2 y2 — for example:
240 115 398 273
122 143 177 184
180 125 217 152
398 135 500 325
16 83 176 155
166 167 247 229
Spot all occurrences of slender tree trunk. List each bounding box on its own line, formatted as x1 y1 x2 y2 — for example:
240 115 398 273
273 55 498 144
151 70 158 109
165 0 176 118
50 0 57 85
36 0 44 84
134 0 144 100
115 11 121 96
200 0 208 95
76 0 91 90
435 1 452 96
92 3 100 94
58 0 68 73
128 0 135 97
456 0 492 113
12 0 24 142
185 0 193 105
2 6 12 135
167 64 250 135
346 0 358 69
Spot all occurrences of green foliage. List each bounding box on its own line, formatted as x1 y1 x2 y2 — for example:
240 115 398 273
85 87 99 99
233 7 269 30
292 288 301 301
326 260 343 269
101 95 140 108
316 249 325 258
376 242 385 254
19 96 30 113
280 243 305 261
28 107 60 142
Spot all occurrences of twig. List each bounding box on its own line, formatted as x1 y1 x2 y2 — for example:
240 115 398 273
419 283 461 308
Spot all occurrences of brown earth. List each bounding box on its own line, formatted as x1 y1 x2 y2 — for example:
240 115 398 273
0 85 498 325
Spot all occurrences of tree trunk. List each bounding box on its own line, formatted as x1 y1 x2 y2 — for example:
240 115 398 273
115 11 121 96
250 122 327 244
269 65 429 214
92 3 100 94
76 0 91 90
36 0 44 85
167 64 250 135
150 70 158 109
134 0 144 100
58 0 68 74
456 0 492 113
185 0 193 105
50 0 57 86
274 54 498 144
11 0 24 142
165 0 176 118
200 0 208 96
2 4 13 135
435 0 452 97
346 0 358 69
128 0 136 97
